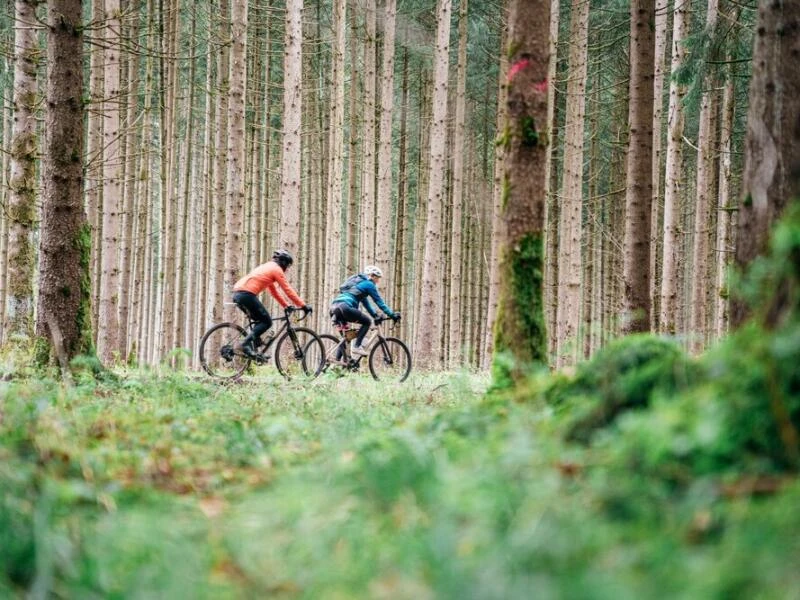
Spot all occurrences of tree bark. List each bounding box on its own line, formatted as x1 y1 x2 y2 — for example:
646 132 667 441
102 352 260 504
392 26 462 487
5 0 39 341
37 0 92 362
280 0 303 254
660 0 691 334
97 0 123 362
732 0 800 326
415 0 451 369
492 0 550 384
555 0 589 367
621 0 655 334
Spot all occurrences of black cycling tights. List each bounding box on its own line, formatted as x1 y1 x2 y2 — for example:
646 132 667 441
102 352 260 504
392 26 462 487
331 303 371 346
233 290 273 342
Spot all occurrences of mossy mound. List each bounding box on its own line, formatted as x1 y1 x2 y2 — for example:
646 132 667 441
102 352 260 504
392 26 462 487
540 335 699 443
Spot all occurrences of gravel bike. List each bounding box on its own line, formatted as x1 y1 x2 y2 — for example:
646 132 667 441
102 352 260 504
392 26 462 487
315 315 412 382
199 305 324 380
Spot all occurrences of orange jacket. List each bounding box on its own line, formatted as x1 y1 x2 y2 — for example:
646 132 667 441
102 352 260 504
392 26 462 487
233 260 305 308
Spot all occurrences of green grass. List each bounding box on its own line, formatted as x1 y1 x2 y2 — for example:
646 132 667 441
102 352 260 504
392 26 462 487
3 366 800 599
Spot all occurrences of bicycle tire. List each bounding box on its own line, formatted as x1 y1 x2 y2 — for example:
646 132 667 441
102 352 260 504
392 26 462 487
199 322 251 379
368 337 412 382
275 326 325 380
313 333 347 374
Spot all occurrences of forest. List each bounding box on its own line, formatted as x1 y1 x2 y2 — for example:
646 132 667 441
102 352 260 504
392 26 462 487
2 0 800 596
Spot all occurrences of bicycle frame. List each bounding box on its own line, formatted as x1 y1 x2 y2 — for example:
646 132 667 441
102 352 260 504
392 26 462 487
328 317 393 365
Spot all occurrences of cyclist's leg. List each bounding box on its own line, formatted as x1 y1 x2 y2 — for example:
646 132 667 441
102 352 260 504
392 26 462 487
233 291 273 345
338 305 371 346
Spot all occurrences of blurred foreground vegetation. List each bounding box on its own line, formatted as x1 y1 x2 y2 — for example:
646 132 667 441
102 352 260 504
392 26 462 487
2 207 800 598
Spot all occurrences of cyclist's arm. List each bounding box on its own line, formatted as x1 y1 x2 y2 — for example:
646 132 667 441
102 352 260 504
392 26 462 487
265 282 289 308
274 269 305 307
364 282 395 317
361 297 379 319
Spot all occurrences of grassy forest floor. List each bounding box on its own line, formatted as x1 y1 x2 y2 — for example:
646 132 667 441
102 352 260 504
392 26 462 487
2 363 800 599
3 206 800 599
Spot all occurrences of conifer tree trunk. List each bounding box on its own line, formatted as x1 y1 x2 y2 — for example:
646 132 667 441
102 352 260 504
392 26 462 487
621 0 655 334
225 0 247 320
448 0 468 367
555 0 589 368
690 0 719 353
346 1 361 273
280 0 303 253
360 0 377 265
650 0 668 331
543 0 559 361
483 33 508 369
5 0 39 341
659 0 690 335
375 0 396 273
415 0 451 369
325 0 346 299
492 0 549 383
715 64 736 337
732 0 800 326
37 0 92 363
87 0 104 331
209 0 229 327
98 0 123 362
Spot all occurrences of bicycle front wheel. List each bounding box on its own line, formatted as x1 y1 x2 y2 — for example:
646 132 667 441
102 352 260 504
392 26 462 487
275 326 325 380
368 337 411 382
199 322 251 379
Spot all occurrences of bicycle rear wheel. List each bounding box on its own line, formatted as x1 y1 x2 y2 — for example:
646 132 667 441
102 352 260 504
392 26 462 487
199 322 251 379
315 333 346 374
368 337 411 382
275 326 325 380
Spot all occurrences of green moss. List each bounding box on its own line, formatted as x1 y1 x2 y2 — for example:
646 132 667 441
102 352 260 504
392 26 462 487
743 193 752 207
501 175 511 210
519 115 539 147
496 125 512 150
75 222 95 357
491 233 547 388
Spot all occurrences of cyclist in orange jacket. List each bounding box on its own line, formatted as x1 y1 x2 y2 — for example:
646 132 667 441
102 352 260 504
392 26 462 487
232 249 311 359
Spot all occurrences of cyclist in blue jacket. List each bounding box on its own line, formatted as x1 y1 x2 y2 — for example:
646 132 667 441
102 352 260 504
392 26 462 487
330 265 400 356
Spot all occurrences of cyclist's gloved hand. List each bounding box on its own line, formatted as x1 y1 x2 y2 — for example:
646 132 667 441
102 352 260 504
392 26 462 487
392 313 401 322
302 304 313 314
285 305 296 314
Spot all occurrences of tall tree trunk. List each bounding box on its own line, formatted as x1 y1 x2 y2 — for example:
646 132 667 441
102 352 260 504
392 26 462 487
37 0 92 364
98 0 123 362
358 0 377 265
225 0 247 320
555 0 589 368
375 0 396 273
732 0 800 326
280 0 303 253
448 0 468 367
715 63 736 337
621 0 656 335
659 0 690 335
482 27 508 370
209 0 229 328
5 0 39 342
346 0 361 273
87 0 104 332
415 0 451 369
543 0 559 362
325 0 346 299
492 0 550 384
650 0 669 332
690 0 719 354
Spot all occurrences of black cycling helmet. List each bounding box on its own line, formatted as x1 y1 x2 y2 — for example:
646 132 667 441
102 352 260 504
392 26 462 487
272 249 294 269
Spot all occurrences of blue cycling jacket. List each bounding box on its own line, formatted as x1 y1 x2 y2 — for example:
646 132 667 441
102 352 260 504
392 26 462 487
332 275 395 319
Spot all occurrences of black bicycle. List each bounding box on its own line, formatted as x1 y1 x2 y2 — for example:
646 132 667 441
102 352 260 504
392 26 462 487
199 305 325 380
315 315 412 382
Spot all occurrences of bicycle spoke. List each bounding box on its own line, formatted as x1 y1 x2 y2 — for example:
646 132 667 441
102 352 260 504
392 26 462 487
199 323 251 379
368 337 412 382
275 327 325 380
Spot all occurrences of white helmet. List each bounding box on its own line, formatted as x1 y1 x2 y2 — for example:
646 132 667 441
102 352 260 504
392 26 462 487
364 265 383 278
